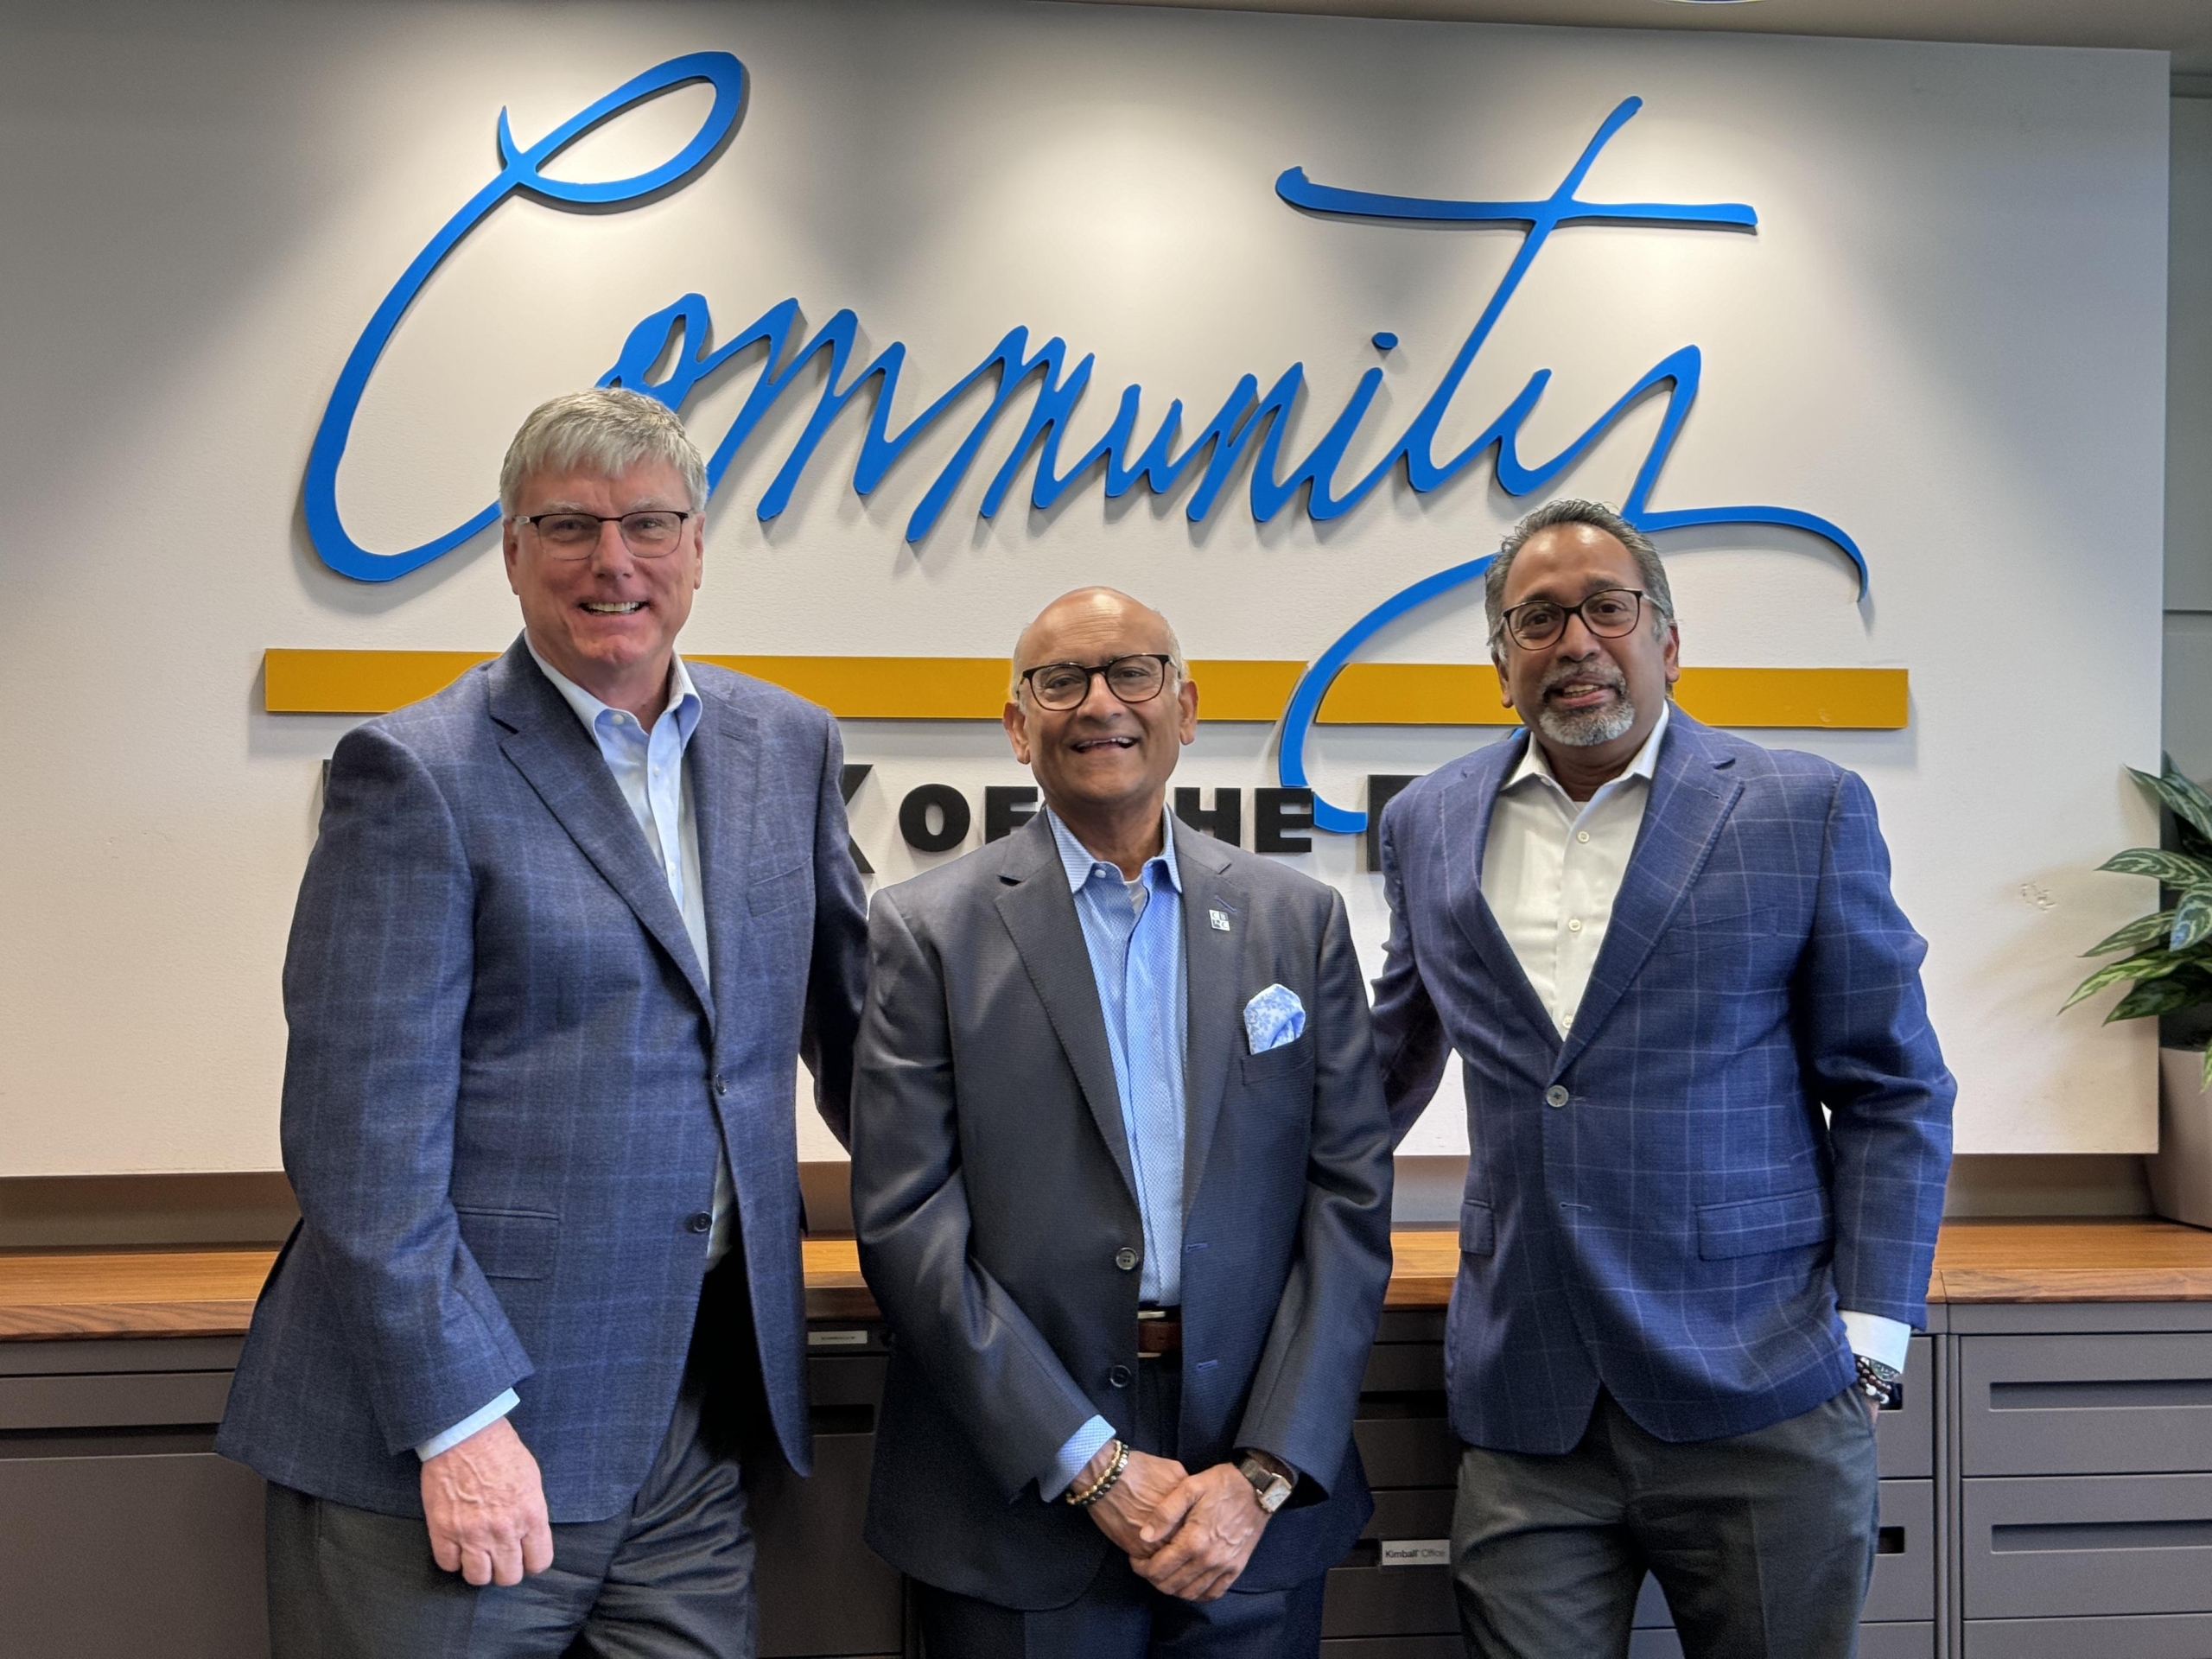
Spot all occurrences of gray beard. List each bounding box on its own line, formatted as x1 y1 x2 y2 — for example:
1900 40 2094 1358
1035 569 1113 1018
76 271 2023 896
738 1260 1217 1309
1535 692 1638 748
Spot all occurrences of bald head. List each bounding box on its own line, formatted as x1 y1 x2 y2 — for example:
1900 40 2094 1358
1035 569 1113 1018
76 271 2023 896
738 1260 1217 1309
1010 587 1184 696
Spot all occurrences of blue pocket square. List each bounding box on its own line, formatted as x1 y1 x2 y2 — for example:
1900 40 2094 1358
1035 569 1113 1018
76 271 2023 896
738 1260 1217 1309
1243 983 1306 1054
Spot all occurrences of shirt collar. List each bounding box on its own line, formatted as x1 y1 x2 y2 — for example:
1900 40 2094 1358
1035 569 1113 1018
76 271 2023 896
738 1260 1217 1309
525 636 702 746
1043 804 1184 896
1504 698 1672 798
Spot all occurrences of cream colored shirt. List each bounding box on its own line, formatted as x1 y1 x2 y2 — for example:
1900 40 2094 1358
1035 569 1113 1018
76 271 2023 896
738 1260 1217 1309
1478 702 1910 1375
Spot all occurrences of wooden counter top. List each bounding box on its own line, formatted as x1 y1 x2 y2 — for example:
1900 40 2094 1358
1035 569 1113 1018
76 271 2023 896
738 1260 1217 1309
8 1219 2212 1341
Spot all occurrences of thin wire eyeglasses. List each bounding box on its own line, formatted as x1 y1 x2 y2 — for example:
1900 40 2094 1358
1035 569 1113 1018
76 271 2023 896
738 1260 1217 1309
512 510 695 559
1499 588 1650 651
1018 654 1176 712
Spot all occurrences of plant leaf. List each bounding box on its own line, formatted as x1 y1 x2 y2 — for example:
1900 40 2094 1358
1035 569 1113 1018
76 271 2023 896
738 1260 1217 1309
2062 950 2186 1011
2099 849 2212 887
2135 761 2212 847
2176 890 2212 953
2201 1044 2212 1093
2083 910 2177 957
2109 976 2209 1022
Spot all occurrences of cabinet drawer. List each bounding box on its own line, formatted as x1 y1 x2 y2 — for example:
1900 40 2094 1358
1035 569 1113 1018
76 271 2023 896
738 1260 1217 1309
1320 1640 1460 1658
1361 1342 1444 1394
1321 1556 1456 1638
1877 1337 1934 1480
0 1370 234 1431
1353 1415 1458 1490
1962 1334 2212 1475
1631 1479 1932 1627
1965 1614 2212 1658
1360 1486 1453 1541
1630 1624 1929 1659
1963 1473 2212 1618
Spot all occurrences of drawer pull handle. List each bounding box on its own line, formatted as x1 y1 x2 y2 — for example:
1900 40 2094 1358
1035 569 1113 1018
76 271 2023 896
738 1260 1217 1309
1992 1519 2212 1552
1989 1378 2212 1409
1877 1526 1905 1555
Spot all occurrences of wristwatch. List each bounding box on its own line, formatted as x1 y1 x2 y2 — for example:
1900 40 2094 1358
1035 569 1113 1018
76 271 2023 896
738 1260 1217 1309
1236 1452 1295 1515
1855 1354 1904 1406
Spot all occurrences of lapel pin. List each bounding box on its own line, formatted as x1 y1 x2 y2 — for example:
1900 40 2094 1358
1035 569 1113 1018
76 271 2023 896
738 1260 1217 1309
1209 908 1231 932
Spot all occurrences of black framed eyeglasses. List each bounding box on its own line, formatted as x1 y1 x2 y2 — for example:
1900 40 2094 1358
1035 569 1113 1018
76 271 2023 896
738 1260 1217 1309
1018 654 1175 711
512 509 695 559
1500 588 1649 650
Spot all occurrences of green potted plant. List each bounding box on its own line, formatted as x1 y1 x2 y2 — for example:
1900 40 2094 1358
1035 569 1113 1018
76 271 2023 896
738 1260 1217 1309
2064 760 2212 1227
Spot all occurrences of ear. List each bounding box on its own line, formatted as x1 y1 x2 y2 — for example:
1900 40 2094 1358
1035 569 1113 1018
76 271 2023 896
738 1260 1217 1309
1176 675 1198 746
501 518 523 594
1662 620 1681 687
1493 650 1515 709
690 518 705 590
1003 697 1033 765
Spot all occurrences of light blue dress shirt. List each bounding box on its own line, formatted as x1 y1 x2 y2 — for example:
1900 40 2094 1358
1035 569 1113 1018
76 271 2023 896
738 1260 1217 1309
1039 807 1189 1497
417 642 722 1460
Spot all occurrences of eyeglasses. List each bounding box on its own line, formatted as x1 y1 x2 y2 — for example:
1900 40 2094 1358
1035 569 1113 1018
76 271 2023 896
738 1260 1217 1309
1018 654 1176 711
512 509 695 559
1499 588 1651 650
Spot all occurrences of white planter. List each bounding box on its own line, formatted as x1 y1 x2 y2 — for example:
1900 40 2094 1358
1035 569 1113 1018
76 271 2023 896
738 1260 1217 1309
2148 1047 2212 1230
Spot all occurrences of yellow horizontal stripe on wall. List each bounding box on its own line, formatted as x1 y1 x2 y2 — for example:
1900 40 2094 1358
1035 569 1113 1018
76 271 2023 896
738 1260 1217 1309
263 650 1907 729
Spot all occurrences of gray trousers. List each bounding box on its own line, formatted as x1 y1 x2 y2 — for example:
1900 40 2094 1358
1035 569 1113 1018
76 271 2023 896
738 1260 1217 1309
915 1358 1327 1659
1452 1386 1879 1659
266 1282 759 1659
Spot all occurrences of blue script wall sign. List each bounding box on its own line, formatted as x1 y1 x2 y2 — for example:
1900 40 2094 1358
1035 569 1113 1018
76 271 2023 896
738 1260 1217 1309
302 50 1865 834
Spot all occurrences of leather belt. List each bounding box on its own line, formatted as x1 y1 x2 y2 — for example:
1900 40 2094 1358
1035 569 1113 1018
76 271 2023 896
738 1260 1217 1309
1137 1308 1182 1356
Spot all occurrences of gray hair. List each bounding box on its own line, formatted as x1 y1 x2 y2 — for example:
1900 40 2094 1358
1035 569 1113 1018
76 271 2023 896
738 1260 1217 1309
1484 499 1674 653
1008 590 1186 699
499 387 707 515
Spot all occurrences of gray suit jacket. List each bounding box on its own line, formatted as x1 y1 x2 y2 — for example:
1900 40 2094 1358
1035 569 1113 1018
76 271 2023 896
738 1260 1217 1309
218 638 868 1522
850 812 1395 1607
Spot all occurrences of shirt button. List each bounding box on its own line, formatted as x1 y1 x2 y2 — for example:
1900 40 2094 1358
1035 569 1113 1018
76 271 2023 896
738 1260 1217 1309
713 1077 728 1096
1577 830 1592 843
1109 1364 1133 1389
1115 1248 1139 1272
1567 918 1584 933
687 1211 713 1234
1546 1085 1571 1109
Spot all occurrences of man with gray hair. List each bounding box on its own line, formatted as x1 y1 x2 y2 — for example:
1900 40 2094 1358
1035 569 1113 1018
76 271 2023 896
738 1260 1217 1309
219 387 868 1656
1370 499 1953 1656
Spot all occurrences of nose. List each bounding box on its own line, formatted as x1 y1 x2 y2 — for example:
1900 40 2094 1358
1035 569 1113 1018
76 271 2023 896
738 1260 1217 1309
1075 666 1125 720
586 518 636 576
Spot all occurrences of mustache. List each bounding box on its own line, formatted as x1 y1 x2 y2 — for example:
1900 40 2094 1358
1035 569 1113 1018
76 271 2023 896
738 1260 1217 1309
1539 658 1626 698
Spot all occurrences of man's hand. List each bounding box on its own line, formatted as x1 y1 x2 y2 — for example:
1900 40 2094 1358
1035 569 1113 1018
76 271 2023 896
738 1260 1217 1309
1080 1444 1189 1559
1132 1462 1269 1602
420 1415 554 1586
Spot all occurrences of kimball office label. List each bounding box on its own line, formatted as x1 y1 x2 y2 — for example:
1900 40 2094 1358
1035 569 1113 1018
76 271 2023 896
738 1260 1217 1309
303 51 1868 834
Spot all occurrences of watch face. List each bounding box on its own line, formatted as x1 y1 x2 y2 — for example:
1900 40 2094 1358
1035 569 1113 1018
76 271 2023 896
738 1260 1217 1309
1259 1477 1290 1513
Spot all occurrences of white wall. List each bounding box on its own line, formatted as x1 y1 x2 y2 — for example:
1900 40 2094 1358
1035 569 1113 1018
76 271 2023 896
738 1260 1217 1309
0 0 2169 1170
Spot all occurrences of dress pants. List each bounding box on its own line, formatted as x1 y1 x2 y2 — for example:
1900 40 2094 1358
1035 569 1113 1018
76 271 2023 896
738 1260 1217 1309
914 1358 1328 1659
266 1265 759 1659
1451 1386 1878 1659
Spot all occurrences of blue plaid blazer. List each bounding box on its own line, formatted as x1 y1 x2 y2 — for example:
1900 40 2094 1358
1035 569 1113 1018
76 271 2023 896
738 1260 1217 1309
1372 711 1953 1452
218 638 868 1521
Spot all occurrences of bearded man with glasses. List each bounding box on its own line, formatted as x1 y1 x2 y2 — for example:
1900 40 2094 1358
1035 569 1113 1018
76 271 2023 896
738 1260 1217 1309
219 387 868 1658
1370 499 1954 1659
849 587 1395 1657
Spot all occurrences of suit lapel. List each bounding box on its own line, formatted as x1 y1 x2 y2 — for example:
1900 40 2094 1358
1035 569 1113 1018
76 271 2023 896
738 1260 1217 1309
1440 734 1561 1049
994 815 1139 1205
486 639 714 1023
687 688 761 1033
1554 712 1742 1074
1175 820 1240 1217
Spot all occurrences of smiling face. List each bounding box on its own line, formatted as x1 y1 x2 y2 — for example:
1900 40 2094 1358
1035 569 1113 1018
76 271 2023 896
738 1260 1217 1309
1004 588 1198 830
502 461 702 713
1494 522 1679 774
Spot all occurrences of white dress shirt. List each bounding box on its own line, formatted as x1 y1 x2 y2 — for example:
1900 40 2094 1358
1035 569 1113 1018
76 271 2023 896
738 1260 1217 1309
417 643 731 1460
1479 702 1910 1376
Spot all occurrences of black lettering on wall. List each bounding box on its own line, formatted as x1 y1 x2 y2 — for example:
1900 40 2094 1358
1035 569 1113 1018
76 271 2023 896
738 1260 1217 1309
1363 775 1420 872
984 785 1039 842
898 784 971 853
1173 787 1243 846
1254 787 1314 855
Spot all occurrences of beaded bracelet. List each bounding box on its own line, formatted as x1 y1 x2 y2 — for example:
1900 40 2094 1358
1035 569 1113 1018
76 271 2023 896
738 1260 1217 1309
1065 1439 1131 1508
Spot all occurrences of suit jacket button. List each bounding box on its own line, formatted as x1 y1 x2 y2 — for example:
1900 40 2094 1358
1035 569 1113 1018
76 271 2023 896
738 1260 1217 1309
1115 1248 1139 1272
687 1211 713 1234
1109 1364 1133 1389
1545 1085 1571 1109
713 1077 729 1096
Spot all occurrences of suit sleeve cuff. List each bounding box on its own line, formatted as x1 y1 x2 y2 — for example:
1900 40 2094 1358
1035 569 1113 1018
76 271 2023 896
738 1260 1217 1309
416 1389 519 1461
1042 1415 1116 1500
1840 1310 1912 1374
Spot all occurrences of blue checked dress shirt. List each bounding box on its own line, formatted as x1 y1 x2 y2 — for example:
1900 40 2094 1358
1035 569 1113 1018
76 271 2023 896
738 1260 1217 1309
416 641 722 1460
1039 806 1189 1497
